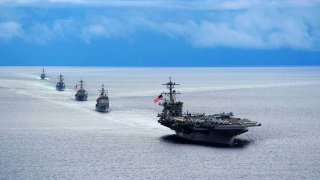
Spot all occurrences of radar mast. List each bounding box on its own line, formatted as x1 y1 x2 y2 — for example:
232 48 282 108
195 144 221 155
162 77 180 103
59 74 64 82
79 78 85 90
99 84 107 96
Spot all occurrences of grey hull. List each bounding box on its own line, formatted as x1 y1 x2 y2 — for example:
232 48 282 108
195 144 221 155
75 95 88 101
175 131 236 146
75 89 88 101
56 83 65 91
56 86 65 91
95 103 109 112
56 88 65 91
95 107 109 112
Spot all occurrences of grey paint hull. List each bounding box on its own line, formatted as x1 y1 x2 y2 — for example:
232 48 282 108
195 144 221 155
75 95 87 101
172 126 249 145
56 88 65 91
56 83 65 91
175 130 236 146
75 89 88 101
56 86 65 91
95 102 109 112
95 107 109 112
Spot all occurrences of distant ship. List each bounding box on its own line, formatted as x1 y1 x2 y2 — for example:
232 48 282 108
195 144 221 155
75 79 88 101
56 74 65 91
40 69 46 80
95 84 109 112
155 78 261 146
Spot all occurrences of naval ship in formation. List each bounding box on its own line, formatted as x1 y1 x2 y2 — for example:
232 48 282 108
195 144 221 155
95 84 109 112
39 69 110 111
56 74 65 91
156 78 261 145
40 69 46 80
75 79 88 101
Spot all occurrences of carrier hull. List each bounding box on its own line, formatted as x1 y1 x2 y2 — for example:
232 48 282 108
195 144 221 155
174 128 248 146
176 131 234 145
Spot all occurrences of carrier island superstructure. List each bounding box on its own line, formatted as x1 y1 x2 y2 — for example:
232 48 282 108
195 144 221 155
156 78 261 146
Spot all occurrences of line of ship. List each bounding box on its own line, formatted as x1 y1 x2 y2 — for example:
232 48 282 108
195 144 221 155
41 69 109 113
40 68 261 146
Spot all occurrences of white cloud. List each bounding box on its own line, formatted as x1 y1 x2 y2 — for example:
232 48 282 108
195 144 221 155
0 21 22 40
80 16 135 43
141 9 319 50
0 1 319 50
9 18 73 44
81 24 106 43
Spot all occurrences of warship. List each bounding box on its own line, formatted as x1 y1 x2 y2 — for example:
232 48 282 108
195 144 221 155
95 84 109 112
56 74 65 91
75 79 88 101
40 69 46 80
156 78 261 146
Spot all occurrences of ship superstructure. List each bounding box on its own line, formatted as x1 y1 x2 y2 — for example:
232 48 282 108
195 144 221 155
95 84 109 112
156 78 261 146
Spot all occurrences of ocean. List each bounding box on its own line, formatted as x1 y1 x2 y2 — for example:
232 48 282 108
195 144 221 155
0 67 319 179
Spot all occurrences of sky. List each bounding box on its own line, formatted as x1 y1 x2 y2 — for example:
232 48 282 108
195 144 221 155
0 0 319 66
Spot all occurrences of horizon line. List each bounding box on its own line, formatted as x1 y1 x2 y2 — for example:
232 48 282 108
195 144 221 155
1 65 320 68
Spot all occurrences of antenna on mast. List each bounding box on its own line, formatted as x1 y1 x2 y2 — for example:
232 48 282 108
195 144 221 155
78 78 85 89
162 77 180 103
99 84 107 95
59 74 64 81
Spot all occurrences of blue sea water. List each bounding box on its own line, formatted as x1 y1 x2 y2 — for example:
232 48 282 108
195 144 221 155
0 67 320 179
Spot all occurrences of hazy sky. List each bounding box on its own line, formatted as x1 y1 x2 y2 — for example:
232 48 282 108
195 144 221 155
0 0 319 66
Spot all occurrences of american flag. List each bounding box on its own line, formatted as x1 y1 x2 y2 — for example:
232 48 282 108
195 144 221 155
153 94 164 103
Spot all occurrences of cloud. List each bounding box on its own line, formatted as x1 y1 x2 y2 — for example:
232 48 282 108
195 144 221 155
0 21 22 40
80 17 134 43
0 1 319 50
26 18 78 44
133 8 319 50
156 10 320 50
160 21 263 48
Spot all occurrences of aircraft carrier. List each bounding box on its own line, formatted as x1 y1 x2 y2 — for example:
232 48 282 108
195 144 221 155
156 78 261 146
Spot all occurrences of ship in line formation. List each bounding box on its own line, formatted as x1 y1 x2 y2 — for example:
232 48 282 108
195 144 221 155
41 69 261 146
41 69 109 113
